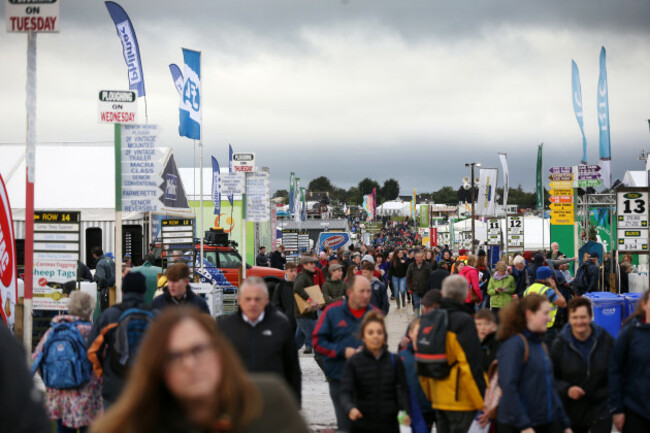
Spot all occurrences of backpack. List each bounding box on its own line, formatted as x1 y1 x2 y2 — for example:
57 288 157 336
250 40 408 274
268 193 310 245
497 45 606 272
574 264 590 293
414 308 457 378
107 306 155 377
31 321 92 389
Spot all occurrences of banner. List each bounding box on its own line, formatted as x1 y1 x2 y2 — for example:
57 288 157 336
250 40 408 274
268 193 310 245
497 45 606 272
105 2 146 97
476 168 498 216
363 192 375 221
372 188 377 220
289 172 295 215
536 144 544 209
449 217 455 250
228 144 234 206
498 153 509 207
179 48 201 140
300 187 307 221
0 174 17 329
597 47 612 188
294 178 301 222
571 60 588 164
169 63 183 95
411 188 417 221
211 157 220 215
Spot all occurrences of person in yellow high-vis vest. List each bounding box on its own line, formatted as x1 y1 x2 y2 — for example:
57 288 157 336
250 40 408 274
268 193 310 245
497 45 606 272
523 266 567 344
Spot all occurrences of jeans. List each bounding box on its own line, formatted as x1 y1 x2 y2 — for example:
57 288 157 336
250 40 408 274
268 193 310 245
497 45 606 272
295 317 317 350
412 292 422 314
392 276 407 297
56 419 88 433
329 379 351 432
435 410 476 433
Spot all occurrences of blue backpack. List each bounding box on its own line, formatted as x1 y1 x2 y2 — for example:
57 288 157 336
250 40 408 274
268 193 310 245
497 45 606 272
31 321 92 389
108 307 155 377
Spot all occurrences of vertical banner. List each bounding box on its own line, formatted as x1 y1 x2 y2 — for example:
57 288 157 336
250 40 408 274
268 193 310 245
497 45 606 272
476 168 498 216
411 188 417 222
536 143 544 209
179 48 201 140
300 187 307 221
211 156 220 215
168 63 183 95
289 172 295 215
372 188 377 220
0 174 17 330
105 2 146 97
228 144 234 206
498 153 509 208
597 47 612 188
571 60 588 164
449 217 455 250
294 179 301 222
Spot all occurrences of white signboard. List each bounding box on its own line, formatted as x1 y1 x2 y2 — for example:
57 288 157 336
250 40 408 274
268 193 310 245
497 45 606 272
220 172 245 196
121 124 163 212
6 0 59 33
98 90 138 124
617 229 649 253
232 152 256 172
507 215 524 249
487 218 501 246
616 189 649 253
245 172 270 222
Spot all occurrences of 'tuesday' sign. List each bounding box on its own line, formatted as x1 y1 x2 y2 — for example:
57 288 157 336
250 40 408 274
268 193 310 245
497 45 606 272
6 0 60 33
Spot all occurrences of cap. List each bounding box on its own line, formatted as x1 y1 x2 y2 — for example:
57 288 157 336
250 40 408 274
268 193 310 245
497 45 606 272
299 256 318 265
329 264 344 272
533 254 545 265
536 266 554 280
362 254 375 264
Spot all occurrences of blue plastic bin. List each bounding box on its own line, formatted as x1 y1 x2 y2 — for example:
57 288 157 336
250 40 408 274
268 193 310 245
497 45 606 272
584 292 624 338
622 293 642 320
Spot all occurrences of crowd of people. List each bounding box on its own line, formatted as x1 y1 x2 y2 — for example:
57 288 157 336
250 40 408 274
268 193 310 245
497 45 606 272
2 232 650 433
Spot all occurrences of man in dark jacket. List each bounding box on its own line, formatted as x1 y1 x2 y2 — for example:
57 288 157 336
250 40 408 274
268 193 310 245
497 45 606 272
574 252 600 294
269 245 287 270
361 261 389 315
511 255 529 297
219 277 301 404
255 246 269 267
92 246 116 311
151 262 210 314
293 256 320 354
0 323 50 433
87 272 150 408
406 251 432 316
427 260 451 292
271 262 297 335
314 275 375 433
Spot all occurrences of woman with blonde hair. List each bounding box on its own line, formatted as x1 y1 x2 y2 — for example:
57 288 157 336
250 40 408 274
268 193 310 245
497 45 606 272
91 307 307 433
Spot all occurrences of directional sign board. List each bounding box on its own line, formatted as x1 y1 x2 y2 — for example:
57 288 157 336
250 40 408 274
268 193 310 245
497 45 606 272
507 215 524 249
220 172 245 196
232 153 256 172
6 0 60 33
550 212 575 225
616 188 649 253
121 124 163 212
549 173 574 181
98 90 137 124
548 165 601 188
487 218 501 246
549 181 574 189
245 172 270 223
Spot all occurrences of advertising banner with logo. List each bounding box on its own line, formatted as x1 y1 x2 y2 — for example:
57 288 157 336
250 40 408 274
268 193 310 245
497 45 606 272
0 175 17 329
318 232 351 252
179 48 201 140
476 168 498 216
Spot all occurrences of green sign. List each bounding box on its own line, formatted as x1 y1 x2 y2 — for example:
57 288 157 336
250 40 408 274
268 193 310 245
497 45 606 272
577 179 602 188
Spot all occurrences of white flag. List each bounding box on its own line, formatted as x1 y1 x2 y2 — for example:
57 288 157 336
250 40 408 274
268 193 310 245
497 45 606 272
498 153 509 208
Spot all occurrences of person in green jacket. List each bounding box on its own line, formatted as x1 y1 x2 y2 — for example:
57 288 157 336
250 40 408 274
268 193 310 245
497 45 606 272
322 264 346 305
487 261 516 316
130 254 163 303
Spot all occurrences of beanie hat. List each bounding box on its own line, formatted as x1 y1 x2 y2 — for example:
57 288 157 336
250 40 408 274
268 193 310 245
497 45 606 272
122 272 146 294
533 254 545 265
536 266 553 280
362 254 375 264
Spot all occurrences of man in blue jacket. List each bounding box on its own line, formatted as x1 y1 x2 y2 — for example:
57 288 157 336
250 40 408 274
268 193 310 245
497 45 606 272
314 274 374 432
152 262 210 314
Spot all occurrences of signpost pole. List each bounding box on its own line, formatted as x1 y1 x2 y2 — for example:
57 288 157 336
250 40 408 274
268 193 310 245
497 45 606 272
241 173 247 280
199 142 204 272
114 123 123 303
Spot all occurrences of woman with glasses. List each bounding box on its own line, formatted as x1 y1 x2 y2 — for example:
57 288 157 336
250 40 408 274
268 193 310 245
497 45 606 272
91 308 307 433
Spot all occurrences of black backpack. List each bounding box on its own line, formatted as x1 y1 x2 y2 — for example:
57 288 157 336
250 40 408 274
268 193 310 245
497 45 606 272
414 308 457 378
574 264 590 293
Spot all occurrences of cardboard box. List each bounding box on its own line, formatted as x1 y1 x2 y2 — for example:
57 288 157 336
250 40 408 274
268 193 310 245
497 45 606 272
294 285 325 314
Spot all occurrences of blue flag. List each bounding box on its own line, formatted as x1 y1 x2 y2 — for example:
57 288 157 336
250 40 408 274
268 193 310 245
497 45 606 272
289 172 295 215
179 48 201 140
597 47 611 188
211 157 221 215
169 63 183 95
228 144 234 206
105 2 146 97
571 60 587 164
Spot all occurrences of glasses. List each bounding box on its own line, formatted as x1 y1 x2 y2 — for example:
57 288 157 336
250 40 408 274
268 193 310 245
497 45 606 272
165 343 215 369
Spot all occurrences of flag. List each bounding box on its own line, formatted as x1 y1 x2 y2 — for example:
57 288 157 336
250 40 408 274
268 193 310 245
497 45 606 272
289 172 295 215
294 178 301 222
411 188 417 221
228 144 234 206
211 157 220 215
371 188 377 219
476 168 498 216
169 63 183 95
597 47 612 188
300 187 307 221
498 153 509 207
363 193 374 221
536 143 544 209
571 60 588 164
105 2 146 97
449 217 455 250
179 48 201 140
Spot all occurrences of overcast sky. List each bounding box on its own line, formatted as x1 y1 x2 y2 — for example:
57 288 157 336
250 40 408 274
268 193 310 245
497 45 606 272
1 0 649 196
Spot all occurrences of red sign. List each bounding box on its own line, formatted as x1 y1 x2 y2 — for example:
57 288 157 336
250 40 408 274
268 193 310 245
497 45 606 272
549 196 574 204
0 174 17 329
431 228 438 247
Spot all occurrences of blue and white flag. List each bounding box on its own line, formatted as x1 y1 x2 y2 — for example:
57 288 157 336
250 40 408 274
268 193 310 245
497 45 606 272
228 144 234 206
211 157 221 215
301 187 307 221
105 2 146 97
289 172 295 215
169 63 183 95
179 48 201 140
597 47 612 188
571 60 588 164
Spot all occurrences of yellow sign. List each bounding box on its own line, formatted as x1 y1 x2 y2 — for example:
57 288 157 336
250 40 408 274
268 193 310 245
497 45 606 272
550 213 575 225
549 189 574 196
549 181 574 189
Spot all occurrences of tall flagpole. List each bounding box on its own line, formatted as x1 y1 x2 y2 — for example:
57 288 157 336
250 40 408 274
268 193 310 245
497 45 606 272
199 52 204 273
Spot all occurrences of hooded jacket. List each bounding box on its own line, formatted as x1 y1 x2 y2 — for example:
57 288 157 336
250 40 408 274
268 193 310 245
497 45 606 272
551 323 614 427
151 284 210 314
460 265 482 303
369 277 390 315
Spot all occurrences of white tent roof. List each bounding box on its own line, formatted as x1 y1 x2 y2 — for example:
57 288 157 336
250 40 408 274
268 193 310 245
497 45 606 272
622 170 648 187
377 200 410 216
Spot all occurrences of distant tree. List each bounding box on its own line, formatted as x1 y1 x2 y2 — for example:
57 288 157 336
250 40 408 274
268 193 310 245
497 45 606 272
432 186 458 204
308 176 334 192
346 186 362 205
358 178 381 198
273 189 289 200
381 178 400 202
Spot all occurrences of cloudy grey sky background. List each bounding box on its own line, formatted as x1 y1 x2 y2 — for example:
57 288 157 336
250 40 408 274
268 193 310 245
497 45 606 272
1 0 649 196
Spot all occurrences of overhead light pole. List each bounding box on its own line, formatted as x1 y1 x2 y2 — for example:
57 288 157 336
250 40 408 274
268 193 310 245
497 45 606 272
465 162 481 254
